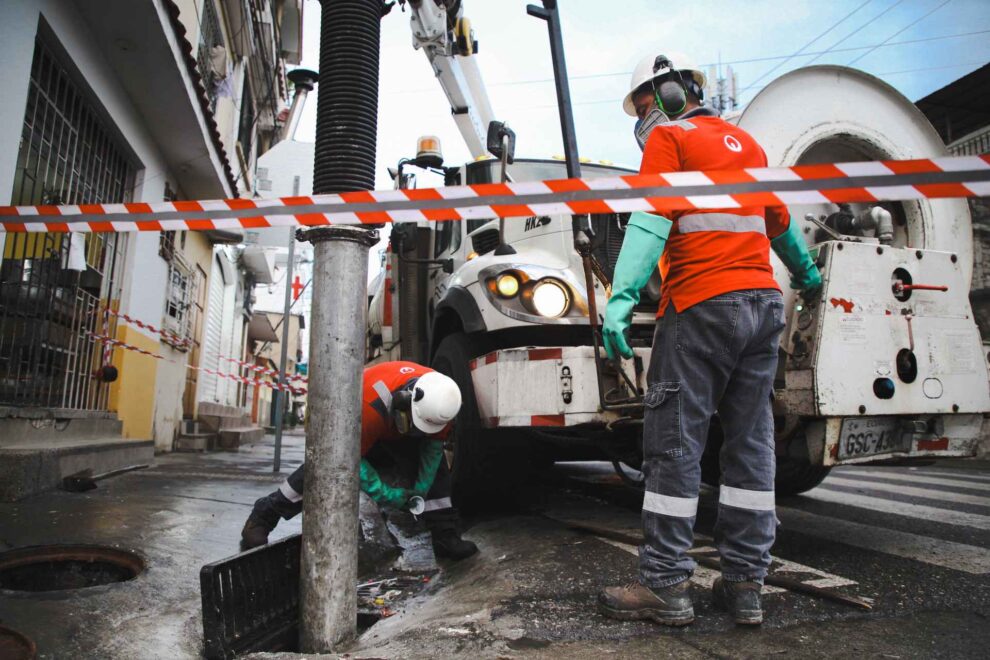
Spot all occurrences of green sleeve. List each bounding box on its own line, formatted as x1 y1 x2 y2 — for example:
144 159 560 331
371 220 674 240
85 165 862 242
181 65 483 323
412 440 444 496
360 459 408 507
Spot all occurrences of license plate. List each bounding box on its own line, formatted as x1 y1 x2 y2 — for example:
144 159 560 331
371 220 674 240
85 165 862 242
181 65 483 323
837 417 910 460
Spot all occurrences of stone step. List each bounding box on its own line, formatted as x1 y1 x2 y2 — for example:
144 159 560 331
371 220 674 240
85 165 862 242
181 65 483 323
174 432 217 453
0 438 154 502
217 426 265 450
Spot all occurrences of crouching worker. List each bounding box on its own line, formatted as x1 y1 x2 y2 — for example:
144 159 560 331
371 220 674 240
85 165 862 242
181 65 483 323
241 361 478 561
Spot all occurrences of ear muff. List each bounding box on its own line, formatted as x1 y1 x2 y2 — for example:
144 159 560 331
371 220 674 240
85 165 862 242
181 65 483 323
393 388 413 413
655 80 687 115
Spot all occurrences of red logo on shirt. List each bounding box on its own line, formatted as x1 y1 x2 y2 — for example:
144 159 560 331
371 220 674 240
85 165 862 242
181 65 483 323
724 135 742 152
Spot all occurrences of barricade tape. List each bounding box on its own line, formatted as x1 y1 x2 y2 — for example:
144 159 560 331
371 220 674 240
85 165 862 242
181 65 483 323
213 354 308 384
1 155 987 233
98 307 192 349
90 333 306 395
96 307 304 381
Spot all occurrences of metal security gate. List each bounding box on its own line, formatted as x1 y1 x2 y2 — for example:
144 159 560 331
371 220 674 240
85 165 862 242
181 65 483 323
199 254 226 403
0 38 133 411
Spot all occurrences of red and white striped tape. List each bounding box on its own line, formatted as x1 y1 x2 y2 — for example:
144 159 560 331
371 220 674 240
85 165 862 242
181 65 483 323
90 333 306 395
1 155 987 233
213 354 308 384
99 307 192 349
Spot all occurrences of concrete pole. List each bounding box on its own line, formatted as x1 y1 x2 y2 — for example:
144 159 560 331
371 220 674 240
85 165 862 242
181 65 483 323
271 227 295 473
297 226 377 651
299 0 382 649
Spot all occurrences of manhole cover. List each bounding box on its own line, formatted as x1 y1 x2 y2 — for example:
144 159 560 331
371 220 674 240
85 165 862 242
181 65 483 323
0 544 144 592
0 624 36 660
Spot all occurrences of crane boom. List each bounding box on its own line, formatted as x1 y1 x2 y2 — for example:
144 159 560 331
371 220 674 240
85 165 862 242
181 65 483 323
404 0 496 159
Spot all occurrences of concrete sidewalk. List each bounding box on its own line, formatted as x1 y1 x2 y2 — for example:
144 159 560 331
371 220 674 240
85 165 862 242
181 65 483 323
0 433 305 658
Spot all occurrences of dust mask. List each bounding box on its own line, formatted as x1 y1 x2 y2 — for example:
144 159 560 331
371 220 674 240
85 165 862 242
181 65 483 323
634 106 670 151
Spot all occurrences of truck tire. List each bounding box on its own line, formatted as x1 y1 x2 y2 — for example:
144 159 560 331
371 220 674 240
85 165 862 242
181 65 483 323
774 457 832 496
431 333 503 510
700 437 831 496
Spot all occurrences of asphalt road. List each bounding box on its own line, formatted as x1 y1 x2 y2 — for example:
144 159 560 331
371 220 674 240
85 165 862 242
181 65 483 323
355 459 990 659
2 433 988 659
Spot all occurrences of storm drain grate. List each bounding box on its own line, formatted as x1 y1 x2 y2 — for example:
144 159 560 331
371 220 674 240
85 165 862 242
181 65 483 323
200 533 301 659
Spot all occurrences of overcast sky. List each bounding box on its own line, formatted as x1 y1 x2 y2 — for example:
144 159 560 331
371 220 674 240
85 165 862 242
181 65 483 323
291 0 989 189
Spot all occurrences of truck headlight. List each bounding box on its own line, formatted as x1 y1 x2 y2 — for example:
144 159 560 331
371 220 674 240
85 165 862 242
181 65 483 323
530 279 569 318
495 273 520 298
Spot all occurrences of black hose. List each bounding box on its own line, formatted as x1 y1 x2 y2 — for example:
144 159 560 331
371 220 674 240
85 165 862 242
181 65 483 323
314 0 385 194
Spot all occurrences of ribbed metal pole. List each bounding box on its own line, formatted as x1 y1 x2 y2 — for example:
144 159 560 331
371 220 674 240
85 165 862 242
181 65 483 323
299 0 383 651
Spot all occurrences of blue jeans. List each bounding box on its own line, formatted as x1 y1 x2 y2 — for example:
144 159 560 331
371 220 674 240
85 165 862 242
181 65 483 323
639 289 785 588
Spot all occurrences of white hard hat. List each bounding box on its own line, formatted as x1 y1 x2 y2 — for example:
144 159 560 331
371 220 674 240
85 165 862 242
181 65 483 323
411 371 462 434
623 51 707 117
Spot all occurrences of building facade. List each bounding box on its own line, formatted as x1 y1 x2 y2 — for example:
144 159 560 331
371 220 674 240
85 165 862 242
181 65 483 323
0 0 301 498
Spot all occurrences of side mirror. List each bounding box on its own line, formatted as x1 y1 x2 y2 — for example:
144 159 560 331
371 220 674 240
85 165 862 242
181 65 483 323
486 121 516 164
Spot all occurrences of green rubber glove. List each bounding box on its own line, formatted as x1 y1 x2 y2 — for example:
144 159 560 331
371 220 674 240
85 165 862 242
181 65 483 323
412 439 444 497
771 219 822 293
603 211 673 360
359 459 409 508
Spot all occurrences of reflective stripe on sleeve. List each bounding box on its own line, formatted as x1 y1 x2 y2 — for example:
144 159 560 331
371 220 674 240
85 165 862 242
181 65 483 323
279 481 303 503
423 497 453 512
643 491 699 518
719 485 775 511
678 213 766 235
372 380 392 408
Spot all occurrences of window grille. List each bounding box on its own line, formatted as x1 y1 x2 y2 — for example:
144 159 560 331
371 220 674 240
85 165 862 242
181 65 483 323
163 252 195 350
0 38 133 411
237 76 256 164
196 0 226 114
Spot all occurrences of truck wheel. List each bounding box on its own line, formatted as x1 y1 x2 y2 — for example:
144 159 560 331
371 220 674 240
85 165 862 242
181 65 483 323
431 333 502 510
775 457 832 496
700 433 831 496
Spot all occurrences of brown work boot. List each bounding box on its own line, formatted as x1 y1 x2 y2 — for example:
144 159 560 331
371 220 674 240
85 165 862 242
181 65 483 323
712 577 763 625
597 580 694 626
240 512 276 551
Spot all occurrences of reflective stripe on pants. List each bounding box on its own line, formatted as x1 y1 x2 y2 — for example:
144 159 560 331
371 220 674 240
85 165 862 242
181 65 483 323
639 289 784 589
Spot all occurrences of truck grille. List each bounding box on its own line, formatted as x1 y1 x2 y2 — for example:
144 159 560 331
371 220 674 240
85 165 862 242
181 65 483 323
590 213 661 311
471 228 500 256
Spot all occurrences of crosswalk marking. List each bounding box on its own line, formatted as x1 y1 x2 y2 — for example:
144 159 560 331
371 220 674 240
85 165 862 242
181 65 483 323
904 468 990 483
803 486 990 531
776 506 990 574
824 476 990 507
837 470 990 493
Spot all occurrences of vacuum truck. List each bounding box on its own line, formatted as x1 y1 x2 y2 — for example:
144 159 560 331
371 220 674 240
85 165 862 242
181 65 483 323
370 1 988 504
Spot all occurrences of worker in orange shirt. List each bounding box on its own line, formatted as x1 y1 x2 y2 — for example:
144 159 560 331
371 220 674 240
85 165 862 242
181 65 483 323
597 52 821 626
241 361 478 561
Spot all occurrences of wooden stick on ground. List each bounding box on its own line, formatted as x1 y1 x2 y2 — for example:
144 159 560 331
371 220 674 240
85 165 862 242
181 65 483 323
548 516 873 611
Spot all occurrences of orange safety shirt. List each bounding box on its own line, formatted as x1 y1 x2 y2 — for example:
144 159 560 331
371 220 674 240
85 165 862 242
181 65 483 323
639 111 789 314
360 361 450 455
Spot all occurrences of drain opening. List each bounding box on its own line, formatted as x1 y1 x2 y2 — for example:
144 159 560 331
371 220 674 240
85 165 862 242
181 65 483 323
892 267 913 301
0 545 144 592
896 349 918 383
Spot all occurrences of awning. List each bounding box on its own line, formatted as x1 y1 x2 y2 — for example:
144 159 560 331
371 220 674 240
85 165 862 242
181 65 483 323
248 314 279 342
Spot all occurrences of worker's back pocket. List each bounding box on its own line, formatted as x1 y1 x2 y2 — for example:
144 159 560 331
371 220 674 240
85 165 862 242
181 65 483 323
675 295 741 357
643 381 682 459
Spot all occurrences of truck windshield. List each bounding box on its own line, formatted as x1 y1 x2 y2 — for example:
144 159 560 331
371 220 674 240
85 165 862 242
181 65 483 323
465 159 632 186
